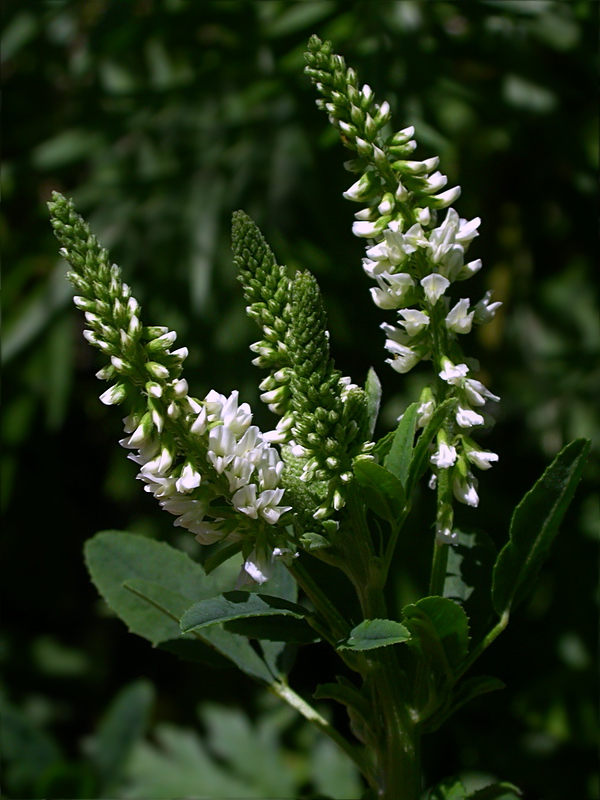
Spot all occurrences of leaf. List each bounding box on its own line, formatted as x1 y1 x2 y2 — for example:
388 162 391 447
428 775 468 800
403 596 470 671
224 616 319 644
406 398 457 497
352 459 405 522
88 680 154 795
492 438 590 615
0 697 62 795
180 591 309 634
314 679 372 726
364 367 382 439
85 531 274 685
338 618 410 651
444 529 496 641
468 782 522 800
384 402 419 487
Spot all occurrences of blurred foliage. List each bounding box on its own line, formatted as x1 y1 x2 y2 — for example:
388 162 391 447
2 1 598 798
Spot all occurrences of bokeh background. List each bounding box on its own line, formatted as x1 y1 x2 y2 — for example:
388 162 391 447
2 1 598 798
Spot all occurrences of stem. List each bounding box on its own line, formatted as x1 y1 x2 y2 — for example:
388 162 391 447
358 584 421 800
428 540 449 596
287 558 351 643
270 679 377 789
455 611 510 680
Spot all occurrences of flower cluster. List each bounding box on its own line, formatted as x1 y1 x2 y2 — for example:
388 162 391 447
305 36 501 539
49 192 292 585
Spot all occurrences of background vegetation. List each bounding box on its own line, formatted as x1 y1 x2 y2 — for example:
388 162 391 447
2 1 598 798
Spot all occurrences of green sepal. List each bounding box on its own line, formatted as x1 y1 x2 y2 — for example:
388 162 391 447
338 618 411 651
352 458 405 523
492 438 590 616
405 398 457 497
383 402 419 488
180 591 309 634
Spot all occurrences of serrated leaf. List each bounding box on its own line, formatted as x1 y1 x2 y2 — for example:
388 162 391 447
338 618 410 651
492 438 590 615
406 398 457 497
85 531 274 685
180 591 309 634
403 596 470 671
428 775 468 800
384 402 419 487
468 782 522 800
352 459 405 522
364 367 382 439
444 529 496 642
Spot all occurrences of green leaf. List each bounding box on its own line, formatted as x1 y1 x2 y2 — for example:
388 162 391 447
406 398 457 497
467 782 522 800
352 459 405 522
85 531 274 685
88 680 154 795
180 591 309 634
384 402 419 487
338 618 410 651
428 775 468 800
314 679 372 725
403 596 470 671
492 438 590 615
0 697 62 795
444 529 496 642
364 367 382 439
224 616 319 644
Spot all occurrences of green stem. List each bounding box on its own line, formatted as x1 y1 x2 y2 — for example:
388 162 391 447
358 584 421 800
428 540 449 597
455 611 510 680
270 679 376 789
287 558 351 643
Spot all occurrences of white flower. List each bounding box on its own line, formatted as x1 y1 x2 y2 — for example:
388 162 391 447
193 521 226 545
240 547 273 586
473 290 502 324
466 449 499 470
421 273 450 305
445 298 474 334
439 361 469 385
370 272 415 309
457 258 482 280
397 308 430 336
464 378 500 406
417 399 435 427
453 472 479 507
353 220 381 238
257 448 285 490
384 340 421 373
430 442 458 468
175 462 201 493
456 405 485 428
207 425 236 473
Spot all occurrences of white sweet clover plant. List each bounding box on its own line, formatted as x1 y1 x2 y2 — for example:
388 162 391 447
49 35 589 800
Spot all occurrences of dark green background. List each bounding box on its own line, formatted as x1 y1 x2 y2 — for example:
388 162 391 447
2 1 598 798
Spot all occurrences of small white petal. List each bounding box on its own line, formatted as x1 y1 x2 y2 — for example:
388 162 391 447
421 274 450 305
